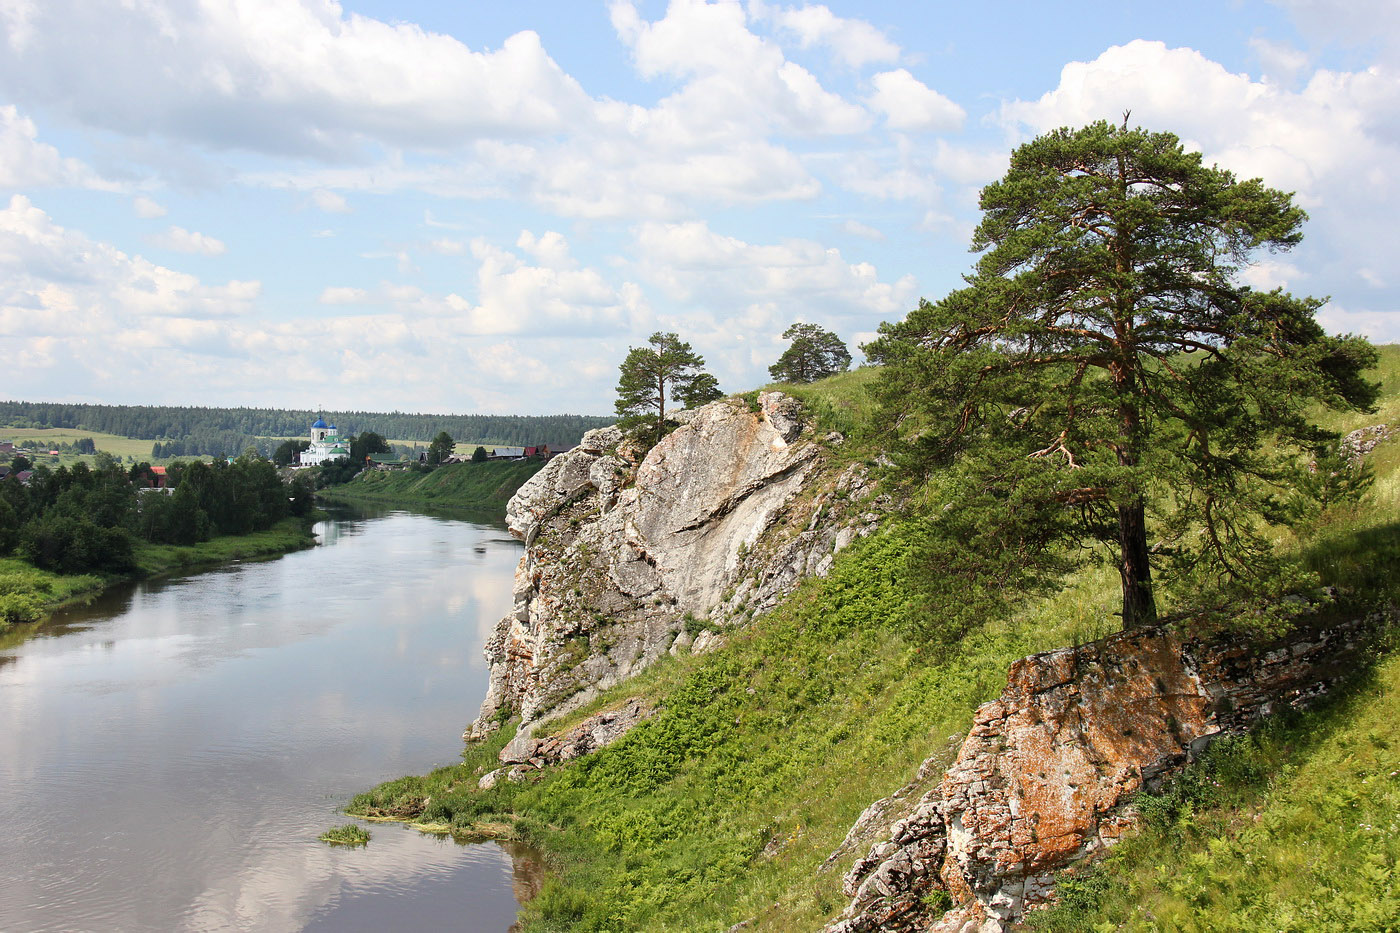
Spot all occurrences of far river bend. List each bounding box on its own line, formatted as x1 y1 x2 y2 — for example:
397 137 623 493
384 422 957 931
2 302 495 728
0 504 536 932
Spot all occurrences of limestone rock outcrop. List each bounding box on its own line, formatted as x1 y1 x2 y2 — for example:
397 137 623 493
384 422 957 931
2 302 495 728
467 393 884 747
825 613 1383 933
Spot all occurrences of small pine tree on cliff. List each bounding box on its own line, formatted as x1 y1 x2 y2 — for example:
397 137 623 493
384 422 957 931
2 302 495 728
867 118 1377 634
615 332 719 449
769 323 851 384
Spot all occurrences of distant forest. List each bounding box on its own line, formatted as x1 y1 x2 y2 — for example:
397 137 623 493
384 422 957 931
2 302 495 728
0 401 613 460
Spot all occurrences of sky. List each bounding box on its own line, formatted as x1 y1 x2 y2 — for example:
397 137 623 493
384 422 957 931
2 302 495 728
1 0 1398 417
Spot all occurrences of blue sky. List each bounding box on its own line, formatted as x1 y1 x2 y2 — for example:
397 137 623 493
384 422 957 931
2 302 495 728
1 0 1397 415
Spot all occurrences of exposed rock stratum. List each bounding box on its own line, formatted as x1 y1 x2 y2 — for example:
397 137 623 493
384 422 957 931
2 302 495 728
466 393 882 752
824 613 1384 932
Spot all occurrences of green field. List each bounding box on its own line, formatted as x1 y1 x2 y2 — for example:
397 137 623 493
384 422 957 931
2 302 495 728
0 426 162 462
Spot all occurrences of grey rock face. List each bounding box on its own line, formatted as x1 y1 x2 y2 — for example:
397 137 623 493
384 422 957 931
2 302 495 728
466 393 886 746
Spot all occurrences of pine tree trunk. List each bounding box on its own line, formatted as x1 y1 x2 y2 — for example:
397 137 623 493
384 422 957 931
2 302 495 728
1117 496 1157 628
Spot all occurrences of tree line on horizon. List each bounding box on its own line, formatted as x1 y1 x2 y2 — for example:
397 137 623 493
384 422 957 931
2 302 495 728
0 403 614 460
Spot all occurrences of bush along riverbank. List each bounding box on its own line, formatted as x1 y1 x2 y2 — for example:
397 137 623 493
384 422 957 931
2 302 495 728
316 458 546 513
0 451 321 635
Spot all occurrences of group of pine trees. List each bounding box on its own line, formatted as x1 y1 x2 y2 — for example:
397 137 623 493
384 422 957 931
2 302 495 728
614 323 853 447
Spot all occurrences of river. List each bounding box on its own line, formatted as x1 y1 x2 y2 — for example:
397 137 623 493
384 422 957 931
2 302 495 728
0 505 535 932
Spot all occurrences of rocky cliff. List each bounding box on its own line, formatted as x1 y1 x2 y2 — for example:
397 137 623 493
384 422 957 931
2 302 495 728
466 392 883 746
823 612 1385 933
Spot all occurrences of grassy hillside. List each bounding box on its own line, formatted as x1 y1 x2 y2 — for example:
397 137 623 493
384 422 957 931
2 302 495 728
317 459 546 513
351 347 1399 932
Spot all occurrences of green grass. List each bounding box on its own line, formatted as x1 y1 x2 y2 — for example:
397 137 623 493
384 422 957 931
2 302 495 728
130 516 319 577
317 459 546 513
350 346 1400 931
351 528 1124 932
0 425 162 461
319 823 371 847
766 366 883 442
0 558 105 637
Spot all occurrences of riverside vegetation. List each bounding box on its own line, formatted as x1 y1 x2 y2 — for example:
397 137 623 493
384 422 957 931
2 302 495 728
347 346 1398 932
317 458 546 514
0 451 319 634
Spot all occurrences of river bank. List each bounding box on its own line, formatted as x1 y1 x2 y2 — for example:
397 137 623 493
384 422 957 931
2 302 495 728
0 514 319 639
317 459 545 513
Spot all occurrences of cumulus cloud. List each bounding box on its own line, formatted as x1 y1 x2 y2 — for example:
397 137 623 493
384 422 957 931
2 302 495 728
752 1 901 68
0 0 593 158
0 197 633 412
0 105 112 190
149 225 227 256
609 0 870 138
309 189 350 214
633 220 914 312
868 69 965 132
0 196 255 334
132 196 167 218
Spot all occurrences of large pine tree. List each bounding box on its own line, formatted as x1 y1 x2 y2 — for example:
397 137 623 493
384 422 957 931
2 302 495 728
868 119 1377 630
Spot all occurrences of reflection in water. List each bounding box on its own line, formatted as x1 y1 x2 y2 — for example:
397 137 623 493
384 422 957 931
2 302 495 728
0 506 531 932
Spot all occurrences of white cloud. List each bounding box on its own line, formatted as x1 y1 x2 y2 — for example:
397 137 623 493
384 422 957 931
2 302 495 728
132 196 167 218
840 219 885 241
465 231 648 336
0 1 593 157
0 196 255 334
610 0 869 138
0 104 112 190
753 2 901 68
1249 37 1310 86
631 219 916 317
318 287 370 305
1316 302 1400 343
868 69 965 132
310 189 350 214
149 225 228 256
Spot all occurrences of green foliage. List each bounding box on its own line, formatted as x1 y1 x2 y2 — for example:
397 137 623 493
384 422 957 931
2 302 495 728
318 458 545 514
768 323 851 384
867 119 1378 630
427 431 455 466
357 523 1126 932
349 431 390 464
471 445 488 463
1 400 611 453
20 514 134 574
318 823 371 846
271 438 310 466
615 332 718 448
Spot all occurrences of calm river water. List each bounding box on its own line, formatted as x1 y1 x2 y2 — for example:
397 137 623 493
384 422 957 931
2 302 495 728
0 505 534 932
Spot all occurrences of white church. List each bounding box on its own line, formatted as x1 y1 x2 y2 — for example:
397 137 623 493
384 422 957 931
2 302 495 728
299 417 350 467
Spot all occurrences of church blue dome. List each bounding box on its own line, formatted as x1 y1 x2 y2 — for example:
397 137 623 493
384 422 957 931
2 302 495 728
312 418 329 429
